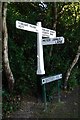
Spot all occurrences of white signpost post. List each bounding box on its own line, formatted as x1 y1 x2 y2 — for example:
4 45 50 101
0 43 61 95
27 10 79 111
16 20 65 110
36 22 45 75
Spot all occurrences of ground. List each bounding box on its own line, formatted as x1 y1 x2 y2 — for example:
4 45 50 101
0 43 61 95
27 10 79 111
8 86 80 118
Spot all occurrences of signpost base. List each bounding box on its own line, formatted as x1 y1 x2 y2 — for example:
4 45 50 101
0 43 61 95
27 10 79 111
41 74 62 110
37 75 43 102
42 84 47 111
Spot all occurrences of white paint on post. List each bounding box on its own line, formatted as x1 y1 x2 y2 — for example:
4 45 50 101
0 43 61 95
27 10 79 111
37 22 45 75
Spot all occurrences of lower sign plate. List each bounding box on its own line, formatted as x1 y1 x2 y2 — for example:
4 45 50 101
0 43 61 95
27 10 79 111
42 74 62 85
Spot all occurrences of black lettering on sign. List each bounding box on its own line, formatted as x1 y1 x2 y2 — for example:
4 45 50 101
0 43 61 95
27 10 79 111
20 22 23 25
52 38 58 41
45 39 50 42
43 39 50 42
23 23 28 27
18 25 24 29
30 25 36 29
50 33 53 35
55 76 59 79
18 22 28 27
42 28 49 32
43 32 48 34
57 40 62 44
50 31 54 35
43 39 46 42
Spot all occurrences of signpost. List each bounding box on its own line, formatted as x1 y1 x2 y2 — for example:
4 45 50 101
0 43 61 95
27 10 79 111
16 20 56 75
16 20 65 110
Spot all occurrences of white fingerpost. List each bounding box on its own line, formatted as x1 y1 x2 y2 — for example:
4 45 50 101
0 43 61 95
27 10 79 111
37 22 45 75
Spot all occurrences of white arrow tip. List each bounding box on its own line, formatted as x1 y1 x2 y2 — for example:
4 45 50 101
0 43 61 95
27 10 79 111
61 37 65 43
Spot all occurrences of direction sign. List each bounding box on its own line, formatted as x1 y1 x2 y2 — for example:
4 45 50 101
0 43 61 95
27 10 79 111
42 28 56 38
42 74 62 85
42 37 64 45
16 20 65 75
16 20 38 33
16 20 56 38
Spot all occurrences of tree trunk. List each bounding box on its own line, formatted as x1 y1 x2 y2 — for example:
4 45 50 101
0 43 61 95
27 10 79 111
0 5 2 119
49 2 57 58
64 45 80 90
0 2 2 69
2 3 14 92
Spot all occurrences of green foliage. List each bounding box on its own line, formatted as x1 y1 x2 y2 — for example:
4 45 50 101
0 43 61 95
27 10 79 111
2 89 21 118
